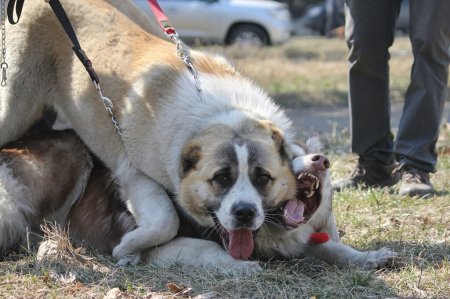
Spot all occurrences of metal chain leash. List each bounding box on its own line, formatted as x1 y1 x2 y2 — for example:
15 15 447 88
1 0 8 87
172 34 203 103
171 34 203 103
94 81 122 136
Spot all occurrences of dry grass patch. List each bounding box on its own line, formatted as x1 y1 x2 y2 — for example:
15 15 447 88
201 36 449 108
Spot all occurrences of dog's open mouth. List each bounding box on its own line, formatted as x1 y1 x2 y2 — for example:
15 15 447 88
212 215 256 260
281 172 322 228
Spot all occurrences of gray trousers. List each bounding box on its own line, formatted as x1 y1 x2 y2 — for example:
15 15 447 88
345 0 450 172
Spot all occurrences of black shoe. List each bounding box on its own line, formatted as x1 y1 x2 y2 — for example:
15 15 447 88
333 156 400 191
397 164 434 197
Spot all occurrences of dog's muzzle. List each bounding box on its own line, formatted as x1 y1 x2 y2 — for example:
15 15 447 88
213 201 260 260
281 154 330 228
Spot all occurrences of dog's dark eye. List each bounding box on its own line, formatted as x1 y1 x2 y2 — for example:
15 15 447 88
211 169 232 188
256 174 271 186
214 174 229 185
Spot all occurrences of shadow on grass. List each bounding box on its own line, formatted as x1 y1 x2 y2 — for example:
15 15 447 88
370 240 450 270
385 187 450 197
273 91 348 108
0 248 401 298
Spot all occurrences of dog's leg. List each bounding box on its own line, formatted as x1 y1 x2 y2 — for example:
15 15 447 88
145 237 262 275
304 241 396 269
0 86 45 147
112 171 179 265
258 223 395 269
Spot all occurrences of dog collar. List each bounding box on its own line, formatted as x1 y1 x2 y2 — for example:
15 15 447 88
309 232 329 244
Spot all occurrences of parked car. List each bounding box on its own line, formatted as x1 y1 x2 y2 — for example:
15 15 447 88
133 0 293 46
297 0 409 36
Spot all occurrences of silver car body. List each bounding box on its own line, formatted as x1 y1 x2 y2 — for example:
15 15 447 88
133 0 292 45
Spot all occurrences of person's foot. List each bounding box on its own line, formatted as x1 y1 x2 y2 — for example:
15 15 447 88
333 156 399 191
398 165 434 197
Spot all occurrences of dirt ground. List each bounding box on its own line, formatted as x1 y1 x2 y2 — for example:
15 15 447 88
285 102 450 140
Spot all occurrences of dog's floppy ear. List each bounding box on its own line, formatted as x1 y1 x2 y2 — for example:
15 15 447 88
271 126 290 161
258 120 290 162
179 141 202 178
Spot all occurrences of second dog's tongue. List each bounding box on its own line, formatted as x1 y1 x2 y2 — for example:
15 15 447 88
283 198 305 227
228 228 254 260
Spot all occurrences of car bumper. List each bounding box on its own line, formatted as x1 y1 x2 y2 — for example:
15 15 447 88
268 20 293 44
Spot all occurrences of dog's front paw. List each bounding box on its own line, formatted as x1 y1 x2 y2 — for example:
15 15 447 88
360 247 397 269
112 244 141 266
218 260 262 276
116 254 141 266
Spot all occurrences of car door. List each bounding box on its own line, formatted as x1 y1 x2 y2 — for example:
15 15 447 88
134 0 227 43
161 0 227 42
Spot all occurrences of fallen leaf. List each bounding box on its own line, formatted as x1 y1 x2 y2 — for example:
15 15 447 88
104 287 122 299
166 282 192 296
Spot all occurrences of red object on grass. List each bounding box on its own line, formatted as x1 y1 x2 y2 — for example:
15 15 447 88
309 232 329 244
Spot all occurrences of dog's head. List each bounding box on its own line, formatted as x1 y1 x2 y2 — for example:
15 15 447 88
178 119 298 260
279 136 332 229
250 136 333 259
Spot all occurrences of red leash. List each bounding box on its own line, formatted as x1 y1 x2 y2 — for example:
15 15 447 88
147 0 176 37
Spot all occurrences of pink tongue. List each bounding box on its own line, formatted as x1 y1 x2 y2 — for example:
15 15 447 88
282 199 305 227
228 228 254 260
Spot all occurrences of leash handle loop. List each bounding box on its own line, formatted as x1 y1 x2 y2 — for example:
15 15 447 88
6 0 24 24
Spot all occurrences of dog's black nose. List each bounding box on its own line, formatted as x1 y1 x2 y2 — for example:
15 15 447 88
232 202 257 224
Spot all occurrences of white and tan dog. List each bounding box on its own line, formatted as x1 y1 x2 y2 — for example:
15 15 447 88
0 0 394 272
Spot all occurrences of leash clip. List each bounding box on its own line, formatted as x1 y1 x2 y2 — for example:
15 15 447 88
94 81 122 136
1 62 7 87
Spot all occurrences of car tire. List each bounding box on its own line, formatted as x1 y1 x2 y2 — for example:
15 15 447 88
227 24 270 46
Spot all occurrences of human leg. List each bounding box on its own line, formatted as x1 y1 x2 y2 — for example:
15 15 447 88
394 0 450 196
335 0 401 190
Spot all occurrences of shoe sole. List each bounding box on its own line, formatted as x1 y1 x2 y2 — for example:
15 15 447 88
399 188 435 198
333 174 400 191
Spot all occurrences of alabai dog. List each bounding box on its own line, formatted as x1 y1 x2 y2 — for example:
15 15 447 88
1 131 395 272
145 137 396 271
0 0 394 270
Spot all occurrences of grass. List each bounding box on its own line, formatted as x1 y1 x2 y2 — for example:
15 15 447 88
1 36 450 298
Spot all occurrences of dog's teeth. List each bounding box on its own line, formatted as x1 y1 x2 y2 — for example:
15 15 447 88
315 180 320 190
307 190 315 198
